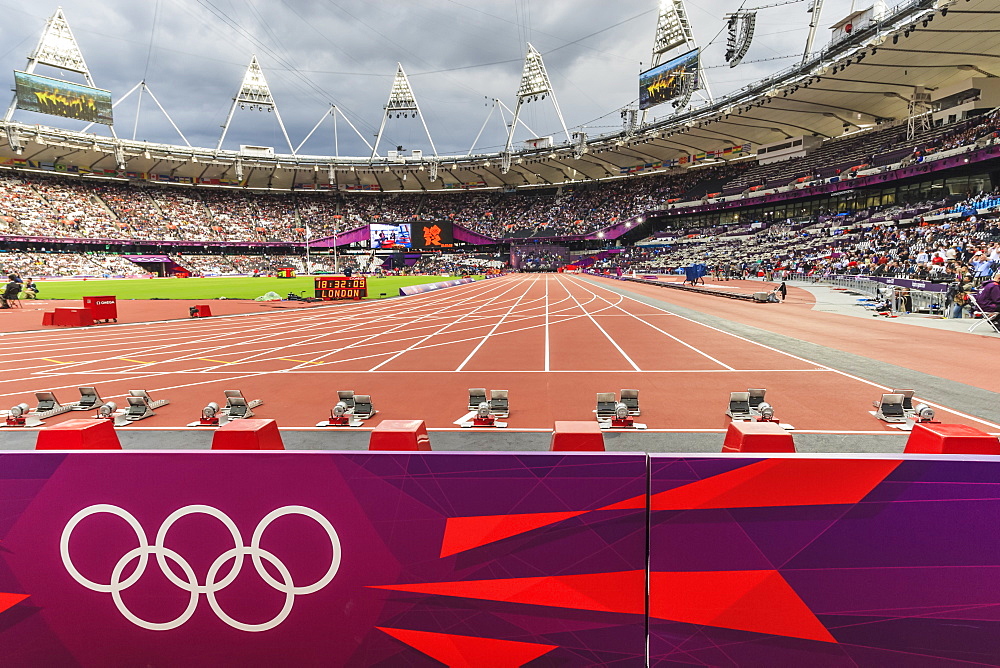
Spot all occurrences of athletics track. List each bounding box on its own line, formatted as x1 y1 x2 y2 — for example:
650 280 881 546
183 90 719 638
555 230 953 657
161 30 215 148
0 274 995 434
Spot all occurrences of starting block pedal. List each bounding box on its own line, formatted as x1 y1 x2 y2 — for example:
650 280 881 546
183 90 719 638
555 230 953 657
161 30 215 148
316 401 364 428
872 393 907 423
221 390 262 420
70 386 104 411
0 403 43 428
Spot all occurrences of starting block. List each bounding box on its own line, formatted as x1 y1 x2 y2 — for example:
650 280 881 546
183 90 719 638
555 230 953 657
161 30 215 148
316 401 364 428
33 391 74 420
70 386 105 411
221 390 262 419
467 388 509 418
871 393 907 423
121 390 168 422
460 401 507 428
187 401 229 428
1 403 43 428
598 403 646 430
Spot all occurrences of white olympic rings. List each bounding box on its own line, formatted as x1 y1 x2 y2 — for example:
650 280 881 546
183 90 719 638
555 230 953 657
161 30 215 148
60 504 341 632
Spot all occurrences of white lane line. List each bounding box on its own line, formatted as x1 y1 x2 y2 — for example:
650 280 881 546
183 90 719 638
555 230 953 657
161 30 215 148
544 275 550 372
368 279 534 371
555 276 641 372
453 411 477 426
455 277 539 371
578 275 1000 431
568 276 735 371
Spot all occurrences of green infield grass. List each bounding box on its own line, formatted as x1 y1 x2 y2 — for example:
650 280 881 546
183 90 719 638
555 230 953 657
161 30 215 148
27 275 474 301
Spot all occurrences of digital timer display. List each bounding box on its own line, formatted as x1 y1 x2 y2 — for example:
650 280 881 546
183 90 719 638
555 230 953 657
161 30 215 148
314 276 368 300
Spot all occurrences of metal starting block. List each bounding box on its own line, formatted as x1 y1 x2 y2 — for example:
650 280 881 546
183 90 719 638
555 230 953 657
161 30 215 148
598 403 646 430
316 401 364 428
460 401 507 429
95 401 129 426
0 403 43 428
726 391 753 420
222 390 263 419
33 391 74 419
872 393 907 423
187 401 229 428
70 386 105 411
121 390 168 422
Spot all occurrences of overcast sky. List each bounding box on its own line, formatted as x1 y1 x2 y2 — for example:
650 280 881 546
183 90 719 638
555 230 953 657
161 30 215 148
0 0 858 157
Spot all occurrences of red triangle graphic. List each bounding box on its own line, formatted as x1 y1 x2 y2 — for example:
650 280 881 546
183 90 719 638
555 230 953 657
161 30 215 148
649 459 900 511
440 511 587 557
372 571 645 615
650 570 835 643
0 593 28 615
377 627 557 667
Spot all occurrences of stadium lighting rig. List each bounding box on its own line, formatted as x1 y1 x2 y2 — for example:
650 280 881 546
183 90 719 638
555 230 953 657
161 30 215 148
217 55 295 154
371 63 437 160
503 44 569 153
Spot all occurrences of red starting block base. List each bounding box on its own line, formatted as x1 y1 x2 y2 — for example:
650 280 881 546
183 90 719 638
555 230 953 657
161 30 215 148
904 422 1000 455
473 415 495 427
199 416 220 426
192 304 213 318
211 419 284 450
328 415 352 426
369 420 431 451
551 421 605 451
36 419 122 450
722 420 795 453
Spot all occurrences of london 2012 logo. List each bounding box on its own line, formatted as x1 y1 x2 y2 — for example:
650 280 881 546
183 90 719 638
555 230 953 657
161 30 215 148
60 504 341 632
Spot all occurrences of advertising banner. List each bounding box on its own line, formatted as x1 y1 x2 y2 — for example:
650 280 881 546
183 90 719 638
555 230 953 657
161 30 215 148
14 71 113 125
0 452 647 665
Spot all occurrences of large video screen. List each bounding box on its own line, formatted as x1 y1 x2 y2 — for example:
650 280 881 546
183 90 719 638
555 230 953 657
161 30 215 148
639 48 699 111
370 222 411 249
14 71 113 125
411 221 454 249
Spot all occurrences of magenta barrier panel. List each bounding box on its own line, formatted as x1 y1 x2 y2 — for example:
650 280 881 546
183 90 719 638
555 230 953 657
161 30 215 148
0 452 647 666
648 455 1000 666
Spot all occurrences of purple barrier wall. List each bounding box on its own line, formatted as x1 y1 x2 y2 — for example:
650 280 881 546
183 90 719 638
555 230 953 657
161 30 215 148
0 452 648 666
648 455 1000 665
453 223 498 245
398 277 475 295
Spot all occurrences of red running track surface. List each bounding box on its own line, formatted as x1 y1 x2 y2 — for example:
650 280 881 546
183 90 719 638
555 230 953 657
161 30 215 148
0 274 994 433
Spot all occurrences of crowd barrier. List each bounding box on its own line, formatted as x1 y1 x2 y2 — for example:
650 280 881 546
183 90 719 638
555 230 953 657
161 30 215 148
820 275 947 313
1 429 998 665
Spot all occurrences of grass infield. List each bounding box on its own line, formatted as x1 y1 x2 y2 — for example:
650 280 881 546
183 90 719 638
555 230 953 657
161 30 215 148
26 275 474 301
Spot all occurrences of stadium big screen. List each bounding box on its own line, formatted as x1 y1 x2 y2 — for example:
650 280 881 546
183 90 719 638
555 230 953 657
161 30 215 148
370 222 411 249
639 48 699 110
14 71 114 125
411 221 454 249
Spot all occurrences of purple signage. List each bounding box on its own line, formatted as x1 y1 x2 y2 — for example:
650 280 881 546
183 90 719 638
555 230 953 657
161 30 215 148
647 455 1000 665
0 452 647 666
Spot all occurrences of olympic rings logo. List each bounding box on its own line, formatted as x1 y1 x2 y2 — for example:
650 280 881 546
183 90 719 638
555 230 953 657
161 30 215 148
60 504 341 632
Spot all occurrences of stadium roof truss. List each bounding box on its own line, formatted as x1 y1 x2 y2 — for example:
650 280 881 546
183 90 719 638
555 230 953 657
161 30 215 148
0 0 996 191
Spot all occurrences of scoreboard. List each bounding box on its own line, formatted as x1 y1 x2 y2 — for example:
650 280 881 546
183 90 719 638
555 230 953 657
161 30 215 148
314 276 367 300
